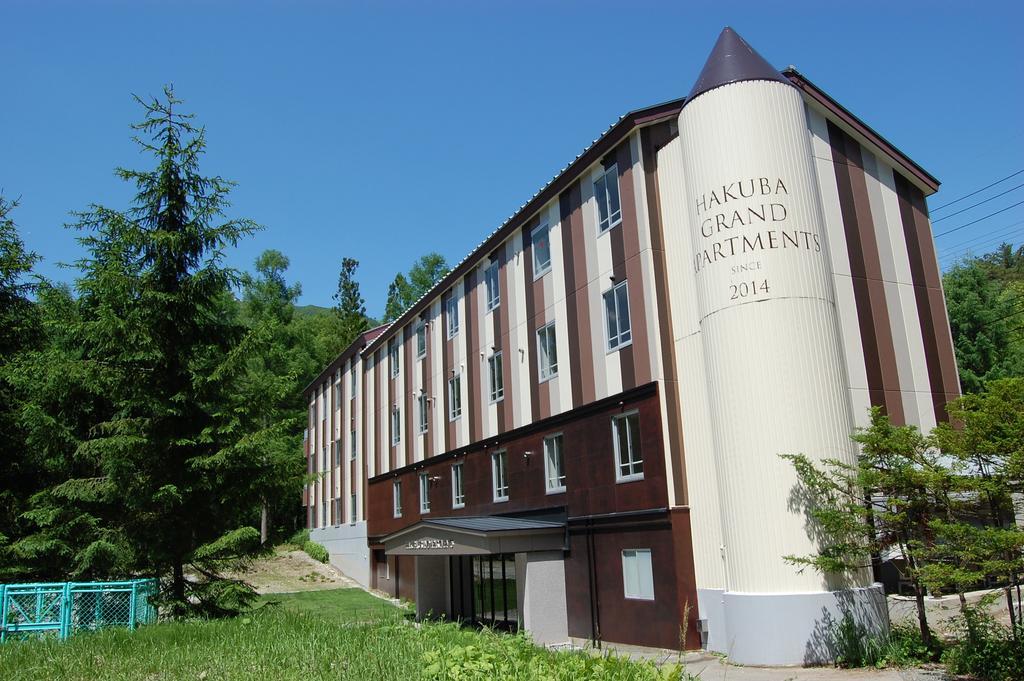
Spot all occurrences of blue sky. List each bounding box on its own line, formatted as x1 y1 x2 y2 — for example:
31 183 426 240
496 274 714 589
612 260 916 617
3 0 1022 316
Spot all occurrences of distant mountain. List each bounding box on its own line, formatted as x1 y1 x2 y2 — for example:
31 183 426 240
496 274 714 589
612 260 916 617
294 304 333 318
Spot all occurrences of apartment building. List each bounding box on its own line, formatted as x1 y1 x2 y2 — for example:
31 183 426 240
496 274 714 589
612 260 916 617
302 27 958 664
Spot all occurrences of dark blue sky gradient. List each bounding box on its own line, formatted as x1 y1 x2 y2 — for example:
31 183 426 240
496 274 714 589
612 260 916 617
3 0 1022 315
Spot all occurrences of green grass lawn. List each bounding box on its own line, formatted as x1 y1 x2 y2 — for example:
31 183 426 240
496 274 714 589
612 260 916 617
0 588 689 680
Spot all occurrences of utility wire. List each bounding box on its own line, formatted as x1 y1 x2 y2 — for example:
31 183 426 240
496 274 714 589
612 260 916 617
939 220 1024 254
934 200 1024 238
931 169 1024 212
939 223 1024 259
933 182 1024 222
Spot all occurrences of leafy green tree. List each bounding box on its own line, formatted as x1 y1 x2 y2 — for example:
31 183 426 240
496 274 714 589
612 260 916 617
782 409 952 654
383 252 449 322
35 87 267 615
944 257 1024 392
333 256 369 348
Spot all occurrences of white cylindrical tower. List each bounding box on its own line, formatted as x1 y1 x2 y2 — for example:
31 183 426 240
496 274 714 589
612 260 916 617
675 28 884 664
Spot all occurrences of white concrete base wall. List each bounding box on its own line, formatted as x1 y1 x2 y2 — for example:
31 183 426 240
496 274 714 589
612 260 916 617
310 523 370 588
704 584 889 665
519 551 568 645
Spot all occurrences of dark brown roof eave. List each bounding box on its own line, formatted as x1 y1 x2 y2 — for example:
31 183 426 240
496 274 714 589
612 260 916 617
783 67 940 195
301 323 389 397
361 97 685 358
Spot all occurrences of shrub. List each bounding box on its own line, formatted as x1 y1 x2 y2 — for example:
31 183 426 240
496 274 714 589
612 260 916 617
942 606 1024 681
303 540 329 564
878 621 939 667
830 615 937 669
285 528 310 547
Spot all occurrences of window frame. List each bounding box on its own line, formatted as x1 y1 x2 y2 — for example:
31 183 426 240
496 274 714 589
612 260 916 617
392 480 402 518
484 261 500 312
350 364 357 397
415 320 426 359
446 294 460 339
544 433 566 494
350 429 357 460
452 462 465 509
418 394 429 434
488 352 504 403
612 410 643 482
419 473 431 514
349 492 357 525
531 221 551 277
594 164 623 233
603 280 633 352
391 405 401 446
491 450 509 502
621 548 655 601
537 322 558 382
389 340 400 378
448 373 462 421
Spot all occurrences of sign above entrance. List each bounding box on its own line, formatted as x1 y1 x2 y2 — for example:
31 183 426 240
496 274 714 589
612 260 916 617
404 538 456 551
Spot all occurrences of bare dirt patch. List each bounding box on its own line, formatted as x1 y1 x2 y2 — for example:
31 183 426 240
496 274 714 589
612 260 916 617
227 549 357 594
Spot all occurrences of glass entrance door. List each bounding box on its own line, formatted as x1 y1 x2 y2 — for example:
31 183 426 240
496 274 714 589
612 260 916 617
470 554 518 631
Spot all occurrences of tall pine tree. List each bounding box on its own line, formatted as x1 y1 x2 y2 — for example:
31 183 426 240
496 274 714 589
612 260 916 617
56 87 265 614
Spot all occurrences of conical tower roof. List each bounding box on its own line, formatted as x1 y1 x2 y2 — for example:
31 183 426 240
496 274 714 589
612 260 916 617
685 27 792 105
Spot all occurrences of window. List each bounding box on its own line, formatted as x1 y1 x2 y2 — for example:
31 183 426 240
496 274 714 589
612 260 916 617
544 434 565 493
485 261 500 311
332 498 340 526
488 352 504 403
350 493 357 525
446 294 459 338
621 549 654 600
393 481 402 518
332 440 340 467
391 406 401 446
448 374 462 420
452 463 465 508
389 341 400 378
333 381 341 407
613 411 643 481
350 365 357 397
416 320 426 359
594 164 622 232
604 280 632 351
537 322 558 381
419 473 431 514
418 394 429 434
531 222 551 276
491 450 508 502
350 429 357 460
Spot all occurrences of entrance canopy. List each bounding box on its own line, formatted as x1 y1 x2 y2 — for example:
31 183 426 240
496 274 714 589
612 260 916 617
382 516 566 556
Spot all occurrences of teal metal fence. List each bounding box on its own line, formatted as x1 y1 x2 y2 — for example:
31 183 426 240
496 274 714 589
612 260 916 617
0 579 158 642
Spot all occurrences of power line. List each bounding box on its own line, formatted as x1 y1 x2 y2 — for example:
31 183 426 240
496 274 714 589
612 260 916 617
930 169 1024 212
938 221 1024 259
934 200 1024 238
933 182 1024 222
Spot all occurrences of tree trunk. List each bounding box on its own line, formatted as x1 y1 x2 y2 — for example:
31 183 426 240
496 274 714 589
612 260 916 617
913 582 933 651
260 502 269 545
172 560 185 607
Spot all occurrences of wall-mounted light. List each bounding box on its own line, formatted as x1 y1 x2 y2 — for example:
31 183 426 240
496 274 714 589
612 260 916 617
523 450 534 460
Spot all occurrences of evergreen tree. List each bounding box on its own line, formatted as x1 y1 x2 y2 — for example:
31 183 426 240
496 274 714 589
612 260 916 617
0 196 43 579
333 256 369 348
48 87 264 615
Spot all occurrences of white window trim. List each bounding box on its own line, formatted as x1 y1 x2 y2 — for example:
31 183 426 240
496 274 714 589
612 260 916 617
418 394 429 434
595 164 623 234
603 280 633 353
393 481 402 518
446 295 459 339
613 410 644 483
485 261 500 312
419 473 431 514
531 221 552 279
491 450 509 503
621 548 655 601
448 373 462 421
452 462 465 509
391 406 401 446
389 342 400 378
537 322 558 383
488 352 504 403
415 320 427 359
544 433 566 494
